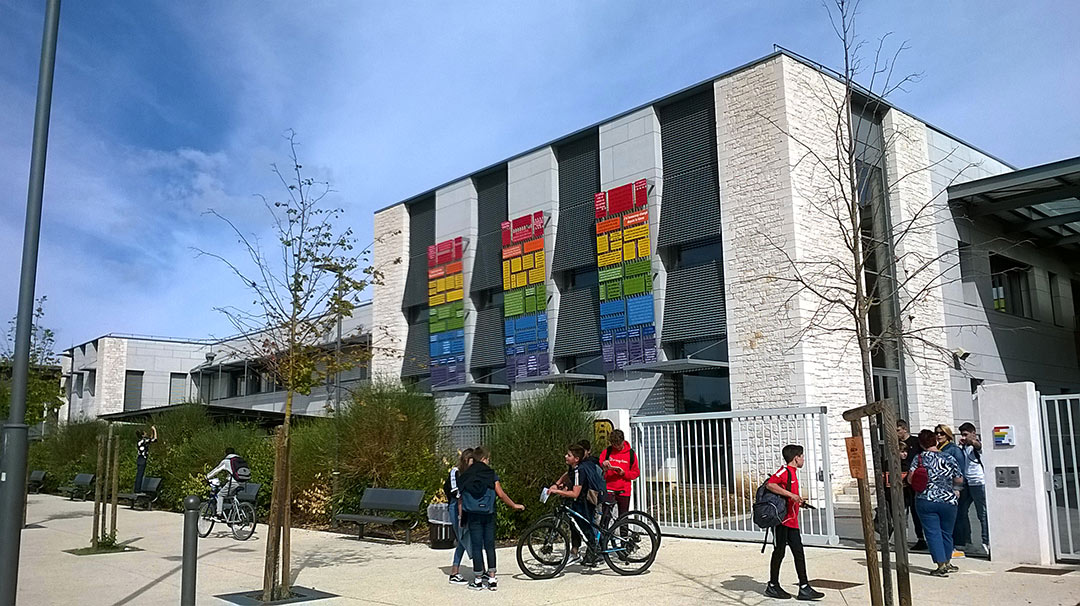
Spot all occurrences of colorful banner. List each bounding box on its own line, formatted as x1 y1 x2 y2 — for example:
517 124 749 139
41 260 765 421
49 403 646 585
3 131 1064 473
596 179 656 372
428 236 465 387
502 211 549 383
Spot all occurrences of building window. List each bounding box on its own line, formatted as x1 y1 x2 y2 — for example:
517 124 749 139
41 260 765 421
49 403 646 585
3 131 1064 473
676 369 731 414
85 370 96 396
957 242 979 305
474 289 504 312
169 373 187 404
123 370 144 411
675 238 722 269
568 267 598 290
74 373 84 397
989 253 1032 318
1048 272 1061 325
557 355 606 411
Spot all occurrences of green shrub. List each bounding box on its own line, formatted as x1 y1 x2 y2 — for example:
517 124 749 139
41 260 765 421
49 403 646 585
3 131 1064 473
335 381 445 511
29 419 106 492
487 387 593 538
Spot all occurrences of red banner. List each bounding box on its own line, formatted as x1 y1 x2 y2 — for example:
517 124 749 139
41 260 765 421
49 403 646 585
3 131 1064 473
623 209 649 227
594 192 607 219
532 211 544 237
634 179 648 208
427 245 437 267
501 221 512 246
511 214 533 243
607 183 633 215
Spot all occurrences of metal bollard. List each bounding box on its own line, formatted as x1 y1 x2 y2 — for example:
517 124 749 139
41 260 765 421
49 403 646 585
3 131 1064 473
181 495 201 606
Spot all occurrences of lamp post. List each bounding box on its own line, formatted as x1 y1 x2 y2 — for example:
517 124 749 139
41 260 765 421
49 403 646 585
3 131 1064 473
0 1 62 602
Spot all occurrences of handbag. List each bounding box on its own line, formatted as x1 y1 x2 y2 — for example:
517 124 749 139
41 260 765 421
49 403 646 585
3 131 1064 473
909 454 929 493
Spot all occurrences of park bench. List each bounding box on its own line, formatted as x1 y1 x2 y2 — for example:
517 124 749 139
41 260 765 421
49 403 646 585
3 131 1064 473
27 470 46 494
334 487 425 545
116 477 162 511
57 473 95 501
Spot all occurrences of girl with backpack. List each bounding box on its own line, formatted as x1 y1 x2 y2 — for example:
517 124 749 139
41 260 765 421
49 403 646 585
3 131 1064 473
458 447 524 591
908 429 963 577
599 429 640 519
446 448 473 585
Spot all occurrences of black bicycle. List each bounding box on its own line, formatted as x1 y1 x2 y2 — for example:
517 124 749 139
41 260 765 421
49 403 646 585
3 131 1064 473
516 495 659 579
197 479 256 541
533 488 663 549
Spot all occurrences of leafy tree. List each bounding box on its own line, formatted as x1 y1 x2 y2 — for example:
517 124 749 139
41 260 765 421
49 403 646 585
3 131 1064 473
1 296 63 426
199 131 388 601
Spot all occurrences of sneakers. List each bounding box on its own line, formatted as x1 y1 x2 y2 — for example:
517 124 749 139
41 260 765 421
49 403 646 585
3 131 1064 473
448 573 467 585
930 565 949 577
982 543 991 557
467 577 485 591
946 563 959 573
911 539 928 551
951 549 965 558
566 552 582 566
486 576 498 591
796 584 824 601
764 582 792 599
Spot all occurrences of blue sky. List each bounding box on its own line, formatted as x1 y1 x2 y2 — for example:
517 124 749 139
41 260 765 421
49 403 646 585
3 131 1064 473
1 1 1078 350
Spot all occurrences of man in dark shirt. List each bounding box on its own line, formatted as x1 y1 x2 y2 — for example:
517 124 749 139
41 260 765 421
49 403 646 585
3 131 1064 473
897 419 926 550
134 425 157 492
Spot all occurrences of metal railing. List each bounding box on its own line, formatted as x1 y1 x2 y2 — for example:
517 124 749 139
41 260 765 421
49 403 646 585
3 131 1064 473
439 423 495 455
1041 393 1080 562
630 406 838 546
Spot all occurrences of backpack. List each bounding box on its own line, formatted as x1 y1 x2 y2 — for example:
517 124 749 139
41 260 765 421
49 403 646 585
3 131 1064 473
909 454 929 493
579 460 607 507
229 455 252 482
461 487 496 514
753 467 792 553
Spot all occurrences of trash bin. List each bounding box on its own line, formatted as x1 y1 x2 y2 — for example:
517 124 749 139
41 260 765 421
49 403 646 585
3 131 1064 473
427 503 455 549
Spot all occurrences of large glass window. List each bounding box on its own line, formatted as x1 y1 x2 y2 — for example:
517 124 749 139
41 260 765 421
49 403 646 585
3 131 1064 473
675 238 722 269
568 268 598 290
989 253 1032 318
676 369 731 414
558 355 606 410
858 161 900 371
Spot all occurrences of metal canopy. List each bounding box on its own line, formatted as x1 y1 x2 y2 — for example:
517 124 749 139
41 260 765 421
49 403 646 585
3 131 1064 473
99 403 287 424
514 373 606 385
431 382 511 394
622 358 730 374
948 156 1080 254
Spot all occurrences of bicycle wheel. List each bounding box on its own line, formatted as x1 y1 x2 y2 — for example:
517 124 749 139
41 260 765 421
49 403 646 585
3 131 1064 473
614 509 662 547
602 518 658 575
197 501 215 538
527 516 572 565
516 519 570 579
230 502 256 541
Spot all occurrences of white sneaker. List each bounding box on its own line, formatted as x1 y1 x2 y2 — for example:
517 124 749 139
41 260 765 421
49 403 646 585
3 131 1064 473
567 553 582 566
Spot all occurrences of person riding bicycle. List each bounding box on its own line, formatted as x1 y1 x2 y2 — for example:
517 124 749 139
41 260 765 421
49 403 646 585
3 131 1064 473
205 447 251 521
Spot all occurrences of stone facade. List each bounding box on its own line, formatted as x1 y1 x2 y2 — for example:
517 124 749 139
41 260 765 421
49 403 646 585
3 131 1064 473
370 203 409 379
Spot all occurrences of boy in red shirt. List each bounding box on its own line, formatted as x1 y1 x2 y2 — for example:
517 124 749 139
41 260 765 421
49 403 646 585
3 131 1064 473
764 444 824 601
599 429 640 518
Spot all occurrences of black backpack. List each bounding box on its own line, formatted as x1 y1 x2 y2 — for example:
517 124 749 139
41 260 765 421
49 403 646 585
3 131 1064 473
578 460 608 507
229 455 252 482
752 467 791 552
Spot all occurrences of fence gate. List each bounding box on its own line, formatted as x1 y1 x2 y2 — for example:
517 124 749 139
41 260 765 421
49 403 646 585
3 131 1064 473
1041 394 1080 562
630 406 839 546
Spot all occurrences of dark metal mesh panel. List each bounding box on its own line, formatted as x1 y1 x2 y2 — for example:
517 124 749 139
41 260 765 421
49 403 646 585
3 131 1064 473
401 320 429 377
472 169 508 293
552 134 600 273
470 306 505 369
403 197 436 309
553 287 601 358
661 261 726 343
657 90 721 248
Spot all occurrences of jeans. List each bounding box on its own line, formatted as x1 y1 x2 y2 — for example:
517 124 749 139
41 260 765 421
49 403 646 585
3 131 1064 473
570 500 597 558
448 497 471 568
956 484 988 547
769 525 808 585
468 513 496 576
916 498 957 564
903 486 924 540
134 457 147 492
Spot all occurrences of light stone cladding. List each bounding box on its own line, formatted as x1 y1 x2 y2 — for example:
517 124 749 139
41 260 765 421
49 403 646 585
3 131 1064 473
434 179 481 425
599 107 669 416
97 337 129 416
371 203 409 380
506 147 559 405
882 109 950 432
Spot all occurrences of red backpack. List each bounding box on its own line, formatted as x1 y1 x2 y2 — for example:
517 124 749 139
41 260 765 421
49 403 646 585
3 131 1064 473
909 454 929 493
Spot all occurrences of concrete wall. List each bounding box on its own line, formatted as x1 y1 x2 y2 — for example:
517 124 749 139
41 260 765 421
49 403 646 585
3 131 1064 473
507 147 559 405
929 130 1080 431
371 204 409 379
123 339 207 411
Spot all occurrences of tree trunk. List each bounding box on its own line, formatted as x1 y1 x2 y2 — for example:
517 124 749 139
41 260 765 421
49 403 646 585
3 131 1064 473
279 391 294 595
91 434 104 548
261 426 286 601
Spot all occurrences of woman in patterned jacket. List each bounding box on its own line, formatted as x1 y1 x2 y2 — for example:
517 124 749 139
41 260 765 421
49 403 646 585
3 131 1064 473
908 429 963 577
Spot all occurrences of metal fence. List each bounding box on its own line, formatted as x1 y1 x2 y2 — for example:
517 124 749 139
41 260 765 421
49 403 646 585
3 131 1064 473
439 423 495 455
630 406 838 546
1041 394 1080 562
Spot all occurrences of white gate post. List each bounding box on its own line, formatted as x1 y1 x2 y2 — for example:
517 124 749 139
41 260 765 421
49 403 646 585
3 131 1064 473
976 382 1053 565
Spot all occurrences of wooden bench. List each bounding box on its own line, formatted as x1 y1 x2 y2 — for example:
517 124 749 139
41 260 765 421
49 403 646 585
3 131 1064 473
116 477 162 511
57 473 95 501
28 470 46 494
334 487 425 544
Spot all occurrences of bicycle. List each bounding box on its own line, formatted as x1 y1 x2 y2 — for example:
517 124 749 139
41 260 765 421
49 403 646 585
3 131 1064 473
533 488 663 549
516 494 659 579
198 478 256 541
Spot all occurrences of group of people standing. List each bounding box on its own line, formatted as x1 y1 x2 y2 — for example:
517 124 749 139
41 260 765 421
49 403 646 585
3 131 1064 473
443 429 640 591
897 419 989 577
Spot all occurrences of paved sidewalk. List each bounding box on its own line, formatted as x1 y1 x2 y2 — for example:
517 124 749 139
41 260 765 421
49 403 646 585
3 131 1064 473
16 494 1080 605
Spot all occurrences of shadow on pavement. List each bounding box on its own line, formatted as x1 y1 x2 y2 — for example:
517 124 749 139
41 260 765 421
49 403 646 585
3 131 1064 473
27 509 94 526
113 543 239 606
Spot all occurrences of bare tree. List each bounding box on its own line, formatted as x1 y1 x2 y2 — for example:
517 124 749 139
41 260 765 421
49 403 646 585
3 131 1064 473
199 131 390 601
753 0 981 413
